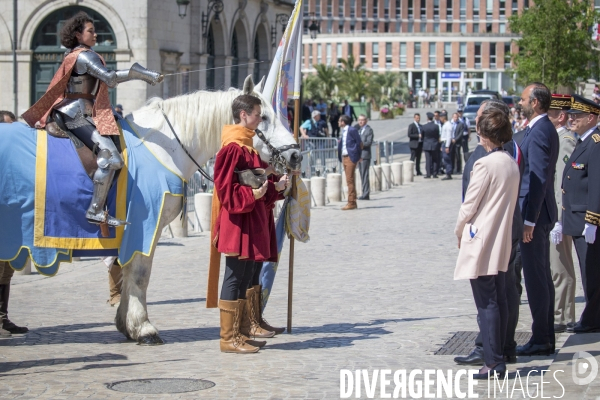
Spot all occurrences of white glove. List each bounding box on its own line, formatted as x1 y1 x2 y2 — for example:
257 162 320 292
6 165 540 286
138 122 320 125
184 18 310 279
550 222 563 245
583 223 597 244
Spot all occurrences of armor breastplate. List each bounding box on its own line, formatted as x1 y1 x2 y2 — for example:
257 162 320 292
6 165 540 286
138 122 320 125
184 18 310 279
66 74 99 96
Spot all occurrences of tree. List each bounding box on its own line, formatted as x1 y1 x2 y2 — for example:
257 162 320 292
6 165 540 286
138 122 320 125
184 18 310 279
313 64 338 100
508 0 600 92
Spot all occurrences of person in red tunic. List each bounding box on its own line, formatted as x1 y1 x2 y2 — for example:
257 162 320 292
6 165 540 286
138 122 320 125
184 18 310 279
212 94 289 353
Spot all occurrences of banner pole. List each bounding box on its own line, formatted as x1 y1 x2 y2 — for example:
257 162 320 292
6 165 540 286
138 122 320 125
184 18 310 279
288 97 300 334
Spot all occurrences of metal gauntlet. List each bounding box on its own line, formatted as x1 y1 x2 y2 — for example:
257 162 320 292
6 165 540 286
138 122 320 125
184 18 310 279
116 63 164 86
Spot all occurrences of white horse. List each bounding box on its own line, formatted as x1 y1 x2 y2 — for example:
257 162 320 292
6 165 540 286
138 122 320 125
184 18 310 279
111 75 301 344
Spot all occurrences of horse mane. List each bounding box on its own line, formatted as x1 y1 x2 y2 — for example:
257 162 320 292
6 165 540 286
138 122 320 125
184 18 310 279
136 87 276 158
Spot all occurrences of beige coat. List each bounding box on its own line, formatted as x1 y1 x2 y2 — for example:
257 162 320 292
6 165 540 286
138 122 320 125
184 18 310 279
454 151 520 280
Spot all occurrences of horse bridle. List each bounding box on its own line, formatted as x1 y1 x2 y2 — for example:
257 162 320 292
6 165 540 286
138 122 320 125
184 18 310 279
160 110 299 181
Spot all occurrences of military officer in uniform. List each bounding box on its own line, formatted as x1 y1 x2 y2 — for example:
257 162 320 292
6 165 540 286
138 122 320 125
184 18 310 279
556 95 600 333
422 112 441 178
547 94 578 333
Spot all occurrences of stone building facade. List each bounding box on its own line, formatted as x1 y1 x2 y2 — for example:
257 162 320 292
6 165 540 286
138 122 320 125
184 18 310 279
0 0 295 116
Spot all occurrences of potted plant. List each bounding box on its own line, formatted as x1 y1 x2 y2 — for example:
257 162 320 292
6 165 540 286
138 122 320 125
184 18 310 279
380 106 393 119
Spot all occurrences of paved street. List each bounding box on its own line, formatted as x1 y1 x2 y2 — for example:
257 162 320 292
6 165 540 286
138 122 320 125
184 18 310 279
1 115 598 399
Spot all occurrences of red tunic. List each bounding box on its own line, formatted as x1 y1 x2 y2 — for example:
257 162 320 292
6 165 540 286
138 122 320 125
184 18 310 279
213 143 282 262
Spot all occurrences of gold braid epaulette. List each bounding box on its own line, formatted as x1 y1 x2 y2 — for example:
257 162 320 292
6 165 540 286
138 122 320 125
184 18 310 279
593 133 600 143
585 210 600 226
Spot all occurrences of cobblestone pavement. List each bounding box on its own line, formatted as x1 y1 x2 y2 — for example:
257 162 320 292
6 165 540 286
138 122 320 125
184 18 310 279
1 116 596 399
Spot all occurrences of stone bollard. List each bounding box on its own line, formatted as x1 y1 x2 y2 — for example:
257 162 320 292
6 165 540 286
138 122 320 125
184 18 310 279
311 176 327 206
403 161 415 183
373 165 382 191
169 209 188 237
381 163 392 190
326 173 342 202
194 193 213 232
302 178 312 208
14 258 32 275
391 162 403 186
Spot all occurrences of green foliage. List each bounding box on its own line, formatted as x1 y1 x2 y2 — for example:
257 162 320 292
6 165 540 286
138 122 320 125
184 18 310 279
508 0 600 92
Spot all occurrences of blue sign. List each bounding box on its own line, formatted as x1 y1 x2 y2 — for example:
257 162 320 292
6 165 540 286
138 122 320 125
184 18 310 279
441 72 461 79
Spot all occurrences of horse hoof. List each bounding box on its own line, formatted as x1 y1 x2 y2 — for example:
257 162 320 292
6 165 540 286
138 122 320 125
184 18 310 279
137 334 164 346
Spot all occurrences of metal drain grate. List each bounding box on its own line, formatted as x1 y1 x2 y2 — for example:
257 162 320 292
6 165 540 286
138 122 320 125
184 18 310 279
107 378 215 394
434 331 532 355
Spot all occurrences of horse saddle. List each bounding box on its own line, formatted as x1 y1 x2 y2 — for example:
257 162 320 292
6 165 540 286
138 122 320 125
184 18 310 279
45 112 122 180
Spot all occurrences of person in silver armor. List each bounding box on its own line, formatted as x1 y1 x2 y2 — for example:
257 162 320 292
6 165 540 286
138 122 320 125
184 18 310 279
54 12 163 226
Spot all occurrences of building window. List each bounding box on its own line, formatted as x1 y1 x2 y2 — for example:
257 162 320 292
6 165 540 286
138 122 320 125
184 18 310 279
474 42 481 68
316 0 322 17
339 22 345 32
362 20 367 31
444 42 451 68
309 44 313 67
524 0 529 7
408 21 414 32
317 43 322 64
434 23 440 32
373 43 379 69
421 0 427 19
460 0 466 20
362 0 367 17
384 22 390 32
499 0 506 19
473 23 479 33
396 21 402 32
460 23 466 33
408 0 414 19
350 21 356 32
327 0 333 16
373 21 379 32
434 0 440 20
446 0 453 20
327 20 333 33
490 43 496 68
400 42 407 68
360 43 366 65
459 42 466 68
446 22 452 32
339 0 344 15
385 0 390 18
414 42 421 68
420 21 426 32
304 0 309 15
396 0 402 18
473 0 480 20
486 0 493 20
595 0 600 10
504 42 511 68
386 42 393 69
512 0 518 13
374 0 379 17
429 42 436 68
499 23 506 33
350 0 356 18
348 42 353 59
337 43 343 66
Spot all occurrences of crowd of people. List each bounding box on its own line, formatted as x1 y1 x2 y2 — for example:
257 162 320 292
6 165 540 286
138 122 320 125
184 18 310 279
450 83 600 380
295 99 359 139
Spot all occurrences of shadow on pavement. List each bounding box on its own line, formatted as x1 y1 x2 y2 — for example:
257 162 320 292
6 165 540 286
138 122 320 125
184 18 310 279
0 322 123 347
0 353 127 374
148 297 206 306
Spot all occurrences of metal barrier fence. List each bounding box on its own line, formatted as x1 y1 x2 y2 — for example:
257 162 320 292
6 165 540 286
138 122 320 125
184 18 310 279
186 160 215 213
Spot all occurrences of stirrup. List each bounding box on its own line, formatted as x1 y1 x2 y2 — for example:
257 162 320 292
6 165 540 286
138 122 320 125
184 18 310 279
86 210 129 227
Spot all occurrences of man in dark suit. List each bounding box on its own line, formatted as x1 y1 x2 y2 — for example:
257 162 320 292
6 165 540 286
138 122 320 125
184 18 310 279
558 95 600 333
355 115 374 200
422 112 441 178
455 100 524 366
516 82 559 356
338 115 363 210
342 100 358 124
452 112 466 174
407 113 423 175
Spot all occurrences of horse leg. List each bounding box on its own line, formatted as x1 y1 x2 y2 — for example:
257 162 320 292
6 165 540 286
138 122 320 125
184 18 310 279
115 194 183 345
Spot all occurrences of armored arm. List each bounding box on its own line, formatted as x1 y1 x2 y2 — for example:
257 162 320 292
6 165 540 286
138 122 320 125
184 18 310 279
77 51 119 88
115 63 164 86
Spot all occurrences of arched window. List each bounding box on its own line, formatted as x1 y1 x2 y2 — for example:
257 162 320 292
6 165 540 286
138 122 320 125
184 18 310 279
253 35 261 84
206 25 215 90
231 30 239 88
31 7 117 105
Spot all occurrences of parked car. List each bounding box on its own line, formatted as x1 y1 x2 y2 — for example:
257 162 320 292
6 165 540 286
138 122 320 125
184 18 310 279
462 104 480 132
465 96 492 106
502 96 517 108
471 90 501 99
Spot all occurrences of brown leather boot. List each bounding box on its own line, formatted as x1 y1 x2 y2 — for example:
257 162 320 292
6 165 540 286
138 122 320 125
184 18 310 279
108 263 122 306
255 285 286 335
219 299 259 353
341 203 357 210
245 288 275 338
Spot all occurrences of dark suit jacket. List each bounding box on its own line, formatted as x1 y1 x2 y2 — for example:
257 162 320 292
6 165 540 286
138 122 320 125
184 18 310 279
421 121 440 151
354 123 374 160
407 121 422 149
338 126 363 164
561 128 600 236
463 141 525 240
453 121 465 142
342 104 358 122
519 116 559 226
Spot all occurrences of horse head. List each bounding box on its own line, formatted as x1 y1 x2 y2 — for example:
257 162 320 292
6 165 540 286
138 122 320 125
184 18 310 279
242 75 303 173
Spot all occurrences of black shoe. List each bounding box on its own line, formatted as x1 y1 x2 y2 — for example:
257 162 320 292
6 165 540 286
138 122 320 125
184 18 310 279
424 175 431 179
573 322 600 333
554 324 567 333
2 320 28 334
516 342 553 356
416 172 423 176
358 196 370 200
454 348 484 365
472 363 507 380
503 354 517 364
433 175 439 178
566 323 576 333
441 175 453 180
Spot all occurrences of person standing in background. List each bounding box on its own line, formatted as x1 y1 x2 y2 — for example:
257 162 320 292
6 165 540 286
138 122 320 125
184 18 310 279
355 115 374 200
408 113 424 176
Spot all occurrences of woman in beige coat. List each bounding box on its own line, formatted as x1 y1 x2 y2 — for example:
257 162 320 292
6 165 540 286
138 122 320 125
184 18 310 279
454 106 520 379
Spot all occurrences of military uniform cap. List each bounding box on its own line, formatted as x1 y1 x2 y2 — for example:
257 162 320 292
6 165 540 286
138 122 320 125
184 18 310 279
567 94 600 115
426 112 434 119
549 94 571 110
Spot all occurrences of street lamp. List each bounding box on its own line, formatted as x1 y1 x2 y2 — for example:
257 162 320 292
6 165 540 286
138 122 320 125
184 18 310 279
202 0 225 37
176 0 190 19
271 13 290 47
307 13 320 40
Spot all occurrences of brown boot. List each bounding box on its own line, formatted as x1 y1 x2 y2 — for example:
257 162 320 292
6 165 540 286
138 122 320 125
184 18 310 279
238 298 267 347
341 203 357 210
245 288 276 338
107 263 122 307
219 299 259 353
255 285 286 335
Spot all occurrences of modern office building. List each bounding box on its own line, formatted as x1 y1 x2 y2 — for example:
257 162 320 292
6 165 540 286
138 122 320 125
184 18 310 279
301 0 531 100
